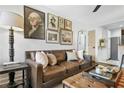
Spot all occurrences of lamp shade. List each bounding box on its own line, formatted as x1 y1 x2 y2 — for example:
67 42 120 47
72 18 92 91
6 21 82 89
0 11 23 31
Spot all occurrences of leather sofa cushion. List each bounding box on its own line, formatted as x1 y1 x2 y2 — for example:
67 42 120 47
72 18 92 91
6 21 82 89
51 50 66 64
43 65 66 82
60 61 80 72
80 61 92 70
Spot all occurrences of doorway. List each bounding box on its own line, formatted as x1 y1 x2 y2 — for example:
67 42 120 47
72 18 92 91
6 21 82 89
88 31 95 61
110 37 119 60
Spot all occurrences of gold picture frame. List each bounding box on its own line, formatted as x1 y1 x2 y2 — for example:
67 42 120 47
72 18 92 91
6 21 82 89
64 19 72 31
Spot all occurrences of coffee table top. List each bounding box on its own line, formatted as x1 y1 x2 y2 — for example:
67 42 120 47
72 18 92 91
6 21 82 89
62 72 107 88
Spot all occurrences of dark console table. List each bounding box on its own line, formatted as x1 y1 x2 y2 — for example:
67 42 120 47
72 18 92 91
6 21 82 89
0 62 30 88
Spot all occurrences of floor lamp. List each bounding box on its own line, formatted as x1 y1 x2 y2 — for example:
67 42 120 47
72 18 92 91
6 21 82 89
0 11 23 87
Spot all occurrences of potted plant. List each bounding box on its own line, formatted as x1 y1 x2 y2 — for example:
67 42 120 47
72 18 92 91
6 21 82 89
99 38 105 47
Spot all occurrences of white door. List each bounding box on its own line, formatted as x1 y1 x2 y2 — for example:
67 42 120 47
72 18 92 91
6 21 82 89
88 31 96 61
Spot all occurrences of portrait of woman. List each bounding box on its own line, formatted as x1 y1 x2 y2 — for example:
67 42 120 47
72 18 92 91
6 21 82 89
24 6 45 39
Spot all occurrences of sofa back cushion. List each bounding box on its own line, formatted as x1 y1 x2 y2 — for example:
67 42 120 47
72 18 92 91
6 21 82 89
51 50 66 64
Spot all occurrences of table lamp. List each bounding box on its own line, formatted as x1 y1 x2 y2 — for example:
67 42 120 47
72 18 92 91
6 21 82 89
0 11 23 87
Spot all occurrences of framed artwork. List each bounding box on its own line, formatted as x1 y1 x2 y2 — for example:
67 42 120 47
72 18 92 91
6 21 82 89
60 30 73 45
46 30 59 43
64 19 72 31
47 13 58 31
58 17 64 29
24 6 45 39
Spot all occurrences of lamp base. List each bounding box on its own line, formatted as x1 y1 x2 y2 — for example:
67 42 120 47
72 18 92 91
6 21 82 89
7 82 16 88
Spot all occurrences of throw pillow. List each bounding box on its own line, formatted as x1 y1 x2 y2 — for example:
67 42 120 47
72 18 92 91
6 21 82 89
47 53 57 66
66 51 78 61
35 51 48 69
30 52 35 61
77 50 84 60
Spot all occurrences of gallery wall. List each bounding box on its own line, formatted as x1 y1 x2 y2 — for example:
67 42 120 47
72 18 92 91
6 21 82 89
0 5 83 63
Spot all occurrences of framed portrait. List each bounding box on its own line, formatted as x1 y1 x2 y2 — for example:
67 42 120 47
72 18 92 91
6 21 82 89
47 13 58 31
24 6 45 39
60 30 73 45
64 19 72 31
58 17 64 29
46 30 59 44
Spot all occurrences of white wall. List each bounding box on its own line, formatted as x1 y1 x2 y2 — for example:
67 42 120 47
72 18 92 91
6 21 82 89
110 28 121 38
95 27 109 62
0 5 83 63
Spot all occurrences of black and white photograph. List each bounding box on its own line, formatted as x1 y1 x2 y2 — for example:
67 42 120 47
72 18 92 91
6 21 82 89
58 17 64 29
46 30 59 43
47 13 58 31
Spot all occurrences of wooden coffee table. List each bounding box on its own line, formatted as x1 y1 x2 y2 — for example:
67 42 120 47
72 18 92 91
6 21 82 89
62 63 122 88
62 72 107 88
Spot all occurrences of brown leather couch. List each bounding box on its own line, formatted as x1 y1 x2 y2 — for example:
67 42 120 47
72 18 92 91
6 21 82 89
25 50 92 88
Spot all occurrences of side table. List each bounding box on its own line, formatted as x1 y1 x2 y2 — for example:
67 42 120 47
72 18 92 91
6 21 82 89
0 62 30 88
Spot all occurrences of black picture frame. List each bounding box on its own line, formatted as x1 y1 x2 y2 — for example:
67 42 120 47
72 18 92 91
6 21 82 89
24 6 45 40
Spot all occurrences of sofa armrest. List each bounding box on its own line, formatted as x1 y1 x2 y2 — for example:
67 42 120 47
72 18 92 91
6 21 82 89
26 59 43 88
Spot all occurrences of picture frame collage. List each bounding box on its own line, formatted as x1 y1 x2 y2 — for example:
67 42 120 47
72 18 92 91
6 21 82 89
24 6 73 45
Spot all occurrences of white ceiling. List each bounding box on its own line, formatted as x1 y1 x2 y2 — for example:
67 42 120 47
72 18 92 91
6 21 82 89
47 5 124 28
102 20 124 30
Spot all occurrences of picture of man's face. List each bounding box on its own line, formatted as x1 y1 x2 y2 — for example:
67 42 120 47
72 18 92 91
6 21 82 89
24 6 45 40
28 12 42 27
50 17 56 27
48 13 58 31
